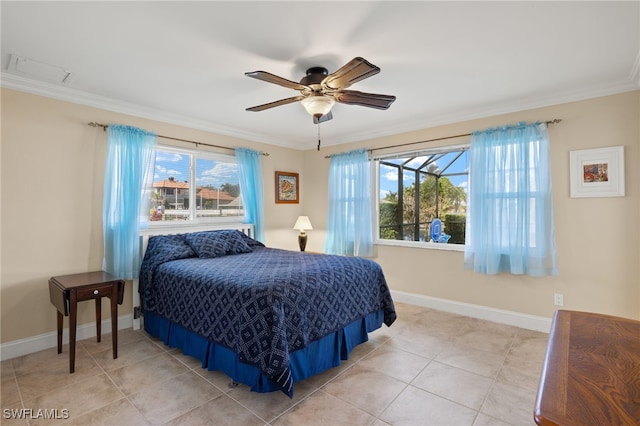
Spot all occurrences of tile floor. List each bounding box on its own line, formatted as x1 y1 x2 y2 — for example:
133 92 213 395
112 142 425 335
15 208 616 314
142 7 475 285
1 303 549 425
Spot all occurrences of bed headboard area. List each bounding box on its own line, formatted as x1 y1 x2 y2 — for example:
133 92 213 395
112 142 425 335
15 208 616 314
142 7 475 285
132 222 254 329
138 223 254 259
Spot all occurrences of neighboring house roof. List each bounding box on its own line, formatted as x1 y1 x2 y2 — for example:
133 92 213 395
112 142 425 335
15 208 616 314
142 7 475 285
224 196 244 207
152 181 235 202
153 179 189 190
196 188 235 202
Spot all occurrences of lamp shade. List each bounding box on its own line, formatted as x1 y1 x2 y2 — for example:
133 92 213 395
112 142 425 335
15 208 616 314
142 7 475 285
300 96 335 118
293 216 313 231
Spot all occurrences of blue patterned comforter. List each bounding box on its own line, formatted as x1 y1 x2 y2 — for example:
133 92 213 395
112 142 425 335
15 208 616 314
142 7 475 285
139 233 396 396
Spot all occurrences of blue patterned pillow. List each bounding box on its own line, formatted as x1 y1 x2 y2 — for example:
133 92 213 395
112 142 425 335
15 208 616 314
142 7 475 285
185 231 230 258
224 230 254 254
142 234 196 263
236 231 265 249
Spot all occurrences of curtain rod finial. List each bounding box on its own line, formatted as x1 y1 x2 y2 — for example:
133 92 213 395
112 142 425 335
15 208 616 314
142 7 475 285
88 122 107 131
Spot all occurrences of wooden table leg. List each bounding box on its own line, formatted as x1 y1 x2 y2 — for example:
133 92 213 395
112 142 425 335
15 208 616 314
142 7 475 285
68 290 77 374
95 298 102 343
110 284 118 359
56 311 63 354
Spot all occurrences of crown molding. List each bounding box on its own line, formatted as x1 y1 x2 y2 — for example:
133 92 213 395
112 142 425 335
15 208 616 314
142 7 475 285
317 79 640 150
0 72 305 150
3 72 638 152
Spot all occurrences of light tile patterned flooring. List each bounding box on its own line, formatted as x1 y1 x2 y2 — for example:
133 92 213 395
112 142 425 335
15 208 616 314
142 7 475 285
1 302 549 425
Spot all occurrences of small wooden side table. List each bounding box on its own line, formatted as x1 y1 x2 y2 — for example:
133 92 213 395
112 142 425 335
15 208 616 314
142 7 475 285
48 271 124 373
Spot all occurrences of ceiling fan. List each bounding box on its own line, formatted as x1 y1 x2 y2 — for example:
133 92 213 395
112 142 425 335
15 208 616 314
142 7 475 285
245 57 396 124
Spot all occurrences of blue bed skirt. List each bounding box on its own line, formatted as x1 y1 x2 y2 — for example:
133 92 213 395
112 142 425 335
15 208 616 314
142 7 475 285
143 309 385 395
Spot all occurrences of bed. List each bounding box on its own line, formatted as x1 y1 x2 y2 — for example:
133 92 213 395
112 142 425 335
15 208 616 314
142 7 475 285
137 225 396 397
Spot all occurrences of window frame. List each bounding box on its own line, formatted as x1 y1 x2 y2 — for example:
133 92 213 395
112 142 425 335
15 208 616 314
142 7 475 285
146 144 243 229
373 144 469 252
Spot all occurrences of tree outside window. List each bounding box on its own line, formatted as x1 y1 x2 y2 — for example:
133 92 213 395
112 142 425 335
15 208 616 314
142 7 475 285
378 147 469 244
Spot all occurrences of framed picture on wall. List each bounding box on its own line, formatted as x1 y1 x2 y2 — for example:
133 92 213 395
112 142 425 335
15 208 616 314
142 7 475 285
275 171 299 204
569 146 625 198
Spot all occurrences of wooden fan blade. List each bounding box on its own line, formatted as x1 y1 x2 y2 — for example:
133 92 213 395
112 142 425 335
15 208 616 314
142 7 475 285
246 96 306 112
322 57 380 90
313 111 333 124
245 71 308 91
335 90 396 110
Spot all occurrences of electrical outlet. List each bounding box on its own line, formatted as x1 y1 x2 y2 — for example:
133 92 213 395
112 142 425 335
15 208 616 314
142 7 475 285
554 293 564 306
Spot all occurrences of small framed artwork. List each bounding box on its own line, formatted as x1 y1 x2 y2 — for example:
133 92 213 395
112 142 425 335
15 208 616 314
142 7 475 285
570 146 625 198
275 171 299 204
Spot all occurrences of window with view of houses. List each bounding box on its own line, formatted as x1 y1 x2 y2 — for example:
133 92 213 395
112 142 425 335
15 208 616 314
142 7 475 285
377 145 469 244
147 147 243 223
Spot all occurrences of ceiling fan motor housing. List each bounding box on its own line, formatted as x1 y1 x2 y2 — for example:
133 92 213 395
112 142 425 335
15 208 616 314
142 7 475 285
300 67 329 88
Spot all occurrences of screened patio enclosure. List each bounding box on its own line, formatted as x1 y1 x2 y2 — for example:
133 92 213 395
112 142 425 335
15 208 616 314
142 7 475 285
378 147 469 243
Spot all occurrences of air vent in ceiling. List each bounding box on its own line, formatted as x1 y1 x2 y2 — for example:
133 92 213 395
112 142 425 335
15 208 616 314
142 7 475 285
8 54 74 84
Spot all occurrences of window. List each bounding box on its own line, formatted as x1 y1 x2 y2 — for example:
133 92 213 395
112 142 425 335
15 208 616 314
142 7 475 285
478 142 543 250
463 122 557 276
376 145 469 245
146 146 242 223
325 149 373 256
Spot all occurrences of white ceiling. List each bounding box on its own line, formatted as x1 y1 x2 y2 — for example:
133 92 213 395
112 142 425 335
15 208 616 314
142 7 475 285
2 1 639 150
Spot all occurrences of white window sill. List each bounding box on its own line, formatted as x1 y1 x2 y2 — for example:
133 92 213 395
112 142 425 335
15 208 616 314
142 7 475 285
144 218 248 233
375 239 465 252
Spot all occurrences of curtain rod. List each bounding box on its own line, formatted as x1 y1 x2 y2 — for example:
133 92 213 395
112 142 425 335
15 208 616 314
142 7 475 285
324 119 562 158
88 122 269 156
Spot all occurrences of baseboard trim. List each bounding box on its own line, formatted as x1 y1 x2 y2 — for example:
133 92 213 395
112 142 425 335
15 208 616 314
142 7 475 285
1 295 551 361
391 290 552 333
0 314 133 361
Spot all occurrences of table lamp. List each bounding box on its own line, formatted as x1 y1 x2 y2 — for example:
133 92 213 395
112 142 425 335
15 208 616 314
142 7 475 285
293 216 313 251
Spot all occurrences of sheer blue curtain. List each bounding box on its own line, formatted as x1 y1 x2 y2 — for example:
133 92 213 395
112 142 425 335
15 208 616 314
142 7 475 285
103 125 157 279
325 149 373 256
235 148 265 243
464 122 558 276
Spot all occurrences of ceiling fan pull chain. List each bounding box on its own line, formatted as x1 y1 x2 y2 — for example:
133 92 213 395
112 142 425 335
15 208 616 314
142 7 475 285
317 124 321 151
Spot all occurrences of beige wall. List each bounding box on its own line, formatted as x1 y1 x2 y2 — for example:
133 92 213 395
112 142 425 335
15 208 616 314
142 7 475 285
1 88 639 347
0 88 303 343
303 91 640 320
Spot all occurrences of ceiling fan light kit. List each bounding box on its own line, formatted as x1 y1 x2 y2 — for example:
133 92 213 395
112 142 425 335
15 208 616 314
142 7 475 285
300 95 335 120
245 57 395 127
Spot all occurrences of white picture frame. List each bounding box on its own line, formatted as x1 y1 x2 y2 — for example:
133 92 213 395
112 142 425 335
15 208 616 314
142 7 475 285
569 146 625 198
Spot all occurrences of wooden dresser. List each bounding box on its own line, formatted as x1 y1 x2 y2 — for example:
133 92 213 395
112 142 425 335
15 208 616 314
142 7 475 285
534 310 640 425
